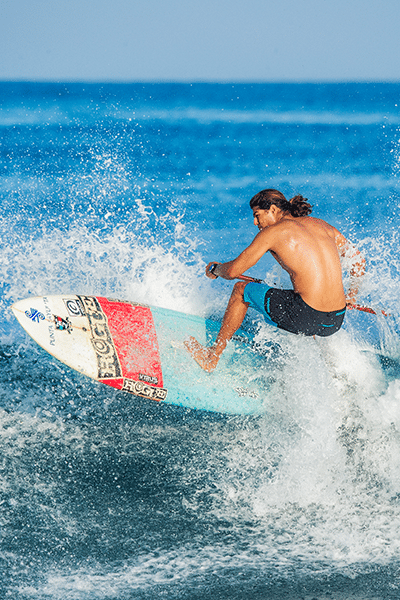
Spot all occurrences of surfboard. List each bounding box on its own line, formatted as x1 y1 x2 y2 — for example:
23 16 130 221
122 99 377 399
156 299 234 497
11 294 275 415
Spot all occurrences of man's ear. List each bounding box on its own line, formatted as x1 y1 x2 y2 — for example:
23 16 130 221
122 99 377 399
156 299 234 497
270 204 280 217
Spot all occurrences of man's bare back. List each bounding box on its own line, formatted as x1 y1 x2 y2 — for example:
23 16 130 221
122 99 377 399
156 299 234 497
259 215 347 312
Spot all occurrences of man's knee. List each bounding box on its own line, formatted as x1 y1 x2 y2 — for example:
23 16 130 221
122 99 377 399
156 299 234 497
232 281 248 300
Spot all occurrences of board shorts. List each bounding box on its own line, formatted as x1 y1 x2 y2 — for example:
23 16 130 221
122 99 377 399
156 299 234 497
243 282 346 337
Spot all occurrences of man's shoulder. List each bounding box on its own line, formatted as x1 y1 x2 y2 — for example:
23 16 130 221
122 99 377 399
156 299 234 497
273 215 317 232
298 216 338 235
272 217 342 244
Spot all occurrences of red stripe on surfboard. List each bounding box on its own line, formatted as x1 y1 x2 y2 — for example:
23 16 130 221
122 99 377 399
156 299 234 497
96 297 164 388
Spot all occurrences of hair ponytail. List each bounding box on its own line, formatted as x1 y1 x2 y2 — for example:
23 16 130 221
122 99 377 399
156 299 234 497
288 194 312 216
250 188 312 217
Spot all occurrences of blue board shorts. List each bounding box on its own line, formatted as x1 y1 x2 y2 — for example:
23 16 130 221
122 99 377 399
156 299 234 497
243 282 346 337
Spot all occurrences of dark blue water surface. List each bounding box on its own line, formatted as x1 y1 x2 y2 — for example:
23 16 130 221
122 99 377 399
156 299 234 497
1 82 400 599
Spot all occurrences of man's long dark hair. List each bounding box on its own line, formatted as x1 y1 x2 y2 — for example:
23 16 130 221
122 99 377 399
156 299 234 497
250 189 312 217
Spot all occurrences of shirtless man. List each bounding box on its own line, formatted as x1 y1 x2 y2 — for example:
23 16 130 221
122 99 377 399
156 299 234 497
185 188 365 373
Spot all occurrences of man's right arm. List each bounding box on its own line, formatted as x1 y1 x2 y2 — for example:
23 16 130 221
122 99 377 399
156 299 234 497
206 229 274 280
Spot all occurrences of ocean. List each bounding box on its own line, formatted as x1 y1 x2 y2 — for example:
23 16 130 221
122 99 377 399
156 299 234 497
1 81 400 599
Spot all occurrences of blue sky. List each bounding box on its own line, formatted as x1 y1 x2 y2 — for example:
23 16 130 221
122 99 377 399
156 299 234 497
1 0 400 82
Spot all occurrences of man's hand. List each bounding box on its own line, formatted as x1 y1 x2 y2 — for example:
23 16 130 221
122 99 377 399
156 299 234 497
206 262 220 279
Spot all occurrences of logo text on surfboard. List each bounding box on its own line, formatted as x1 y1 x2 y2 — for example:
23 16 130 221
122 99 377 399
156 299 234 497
139 373 158 385
64 298 84 317
78 295 122 380
25 308 45 323
122 378 167 401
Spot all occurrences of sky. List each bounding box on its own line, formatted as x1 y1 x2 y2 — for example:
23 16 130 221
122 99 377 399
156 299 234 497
1 0 400 82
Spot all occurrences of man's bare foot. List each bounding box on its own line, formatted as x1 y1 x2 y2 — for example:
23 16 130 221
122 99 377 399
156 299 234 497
184 336 220 373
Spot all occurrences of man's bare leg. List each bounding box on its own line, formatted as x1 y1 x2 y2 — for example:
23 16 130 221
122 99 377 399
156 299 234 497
184 282 249 372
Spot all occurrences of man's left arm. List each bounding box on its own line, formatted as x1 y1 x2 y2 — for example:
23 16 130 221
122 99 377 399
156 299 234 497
334 230 366 307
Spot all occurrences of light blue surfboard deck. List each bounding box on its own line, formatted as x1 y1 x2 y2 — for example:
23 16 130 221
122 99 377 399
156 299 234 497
11 295 276 415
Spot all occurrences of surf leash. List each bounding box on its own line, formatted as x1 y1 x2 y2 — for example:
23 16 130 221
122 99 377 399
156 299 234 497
234 274 390 317
346 303 391 317
236 274 264 284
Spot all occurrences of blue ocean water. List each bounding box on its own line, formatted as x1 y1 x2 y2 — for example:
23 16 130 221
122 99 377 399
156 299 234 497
1 81 400 599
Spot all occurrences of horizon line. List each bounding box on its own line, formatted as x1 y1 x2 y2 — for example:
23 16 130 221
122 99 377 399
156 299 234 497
1 78 400 85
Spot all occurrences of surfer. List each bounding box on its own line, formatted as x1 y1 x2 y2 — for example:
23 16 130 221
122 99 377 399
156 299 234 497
185 188 365 373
